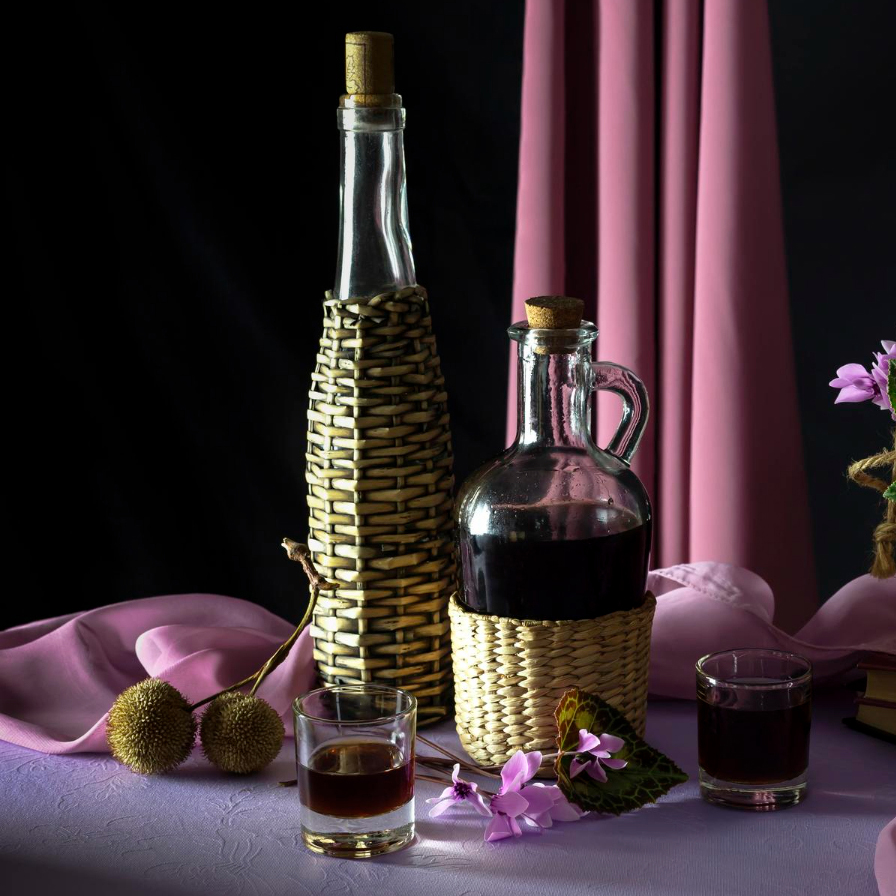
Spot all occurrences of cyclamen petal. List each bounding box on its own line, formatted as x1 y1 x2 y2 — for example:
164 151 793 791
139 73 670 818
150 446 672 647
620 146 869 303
834 384 877 403
484 813 517 842
522 784 586 828
871 343 896 415
597 733 625 754
499 750 529 792
601 757 628 770
585 761 608 783
468 791 494 817
485 813 524 842
834 363 873 380
576 729 601 753
491 789 528 818
519 784 557 820
548 796 585 822
569 756 589 779
427 798 459 818
540 784 586 822
427 785 456 803
522 751 543 782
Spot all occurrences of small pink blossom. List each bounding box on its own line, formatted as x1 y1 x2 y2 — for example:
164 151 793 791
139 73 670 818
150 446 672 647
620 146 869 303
522 783 586 828
484 750 585 841
485 749 542 841
569 729 627 783
829 340 896 418
871 340 896 418
426 763 492 817
830 363 878 404
486 789 530 841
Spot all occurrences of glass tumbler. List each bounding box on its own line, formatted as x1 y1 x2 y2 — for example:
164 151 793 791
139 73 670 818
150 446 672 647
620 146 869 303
294 685 416 857
697 649 812 810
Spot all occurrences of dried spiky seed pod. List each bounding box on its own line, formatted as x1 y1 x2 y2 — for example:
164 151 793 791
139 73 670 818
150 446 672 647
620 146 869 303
106 678 197 774
200 692 284 775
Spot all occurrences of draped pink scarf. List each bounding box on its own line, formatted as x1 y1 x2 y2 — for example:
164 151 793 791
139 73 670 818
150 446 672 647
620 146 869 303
1 564 891 755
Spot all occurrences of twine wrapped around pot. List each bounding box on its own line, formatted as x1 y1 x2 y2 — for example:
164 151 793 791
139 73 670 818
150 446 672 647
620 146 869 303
848 429 896 578
449 593 656 771
305 285 455 725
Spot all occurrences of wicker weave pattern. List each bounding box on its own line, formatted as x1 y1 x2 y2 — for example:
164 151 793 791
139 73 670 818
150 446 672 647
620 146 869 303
449 593 656 768
305 285 455 724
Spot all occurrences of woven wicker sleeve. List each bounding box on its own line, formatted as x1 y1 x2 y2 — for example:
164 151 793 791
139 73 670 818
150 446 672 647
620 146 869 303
449 593 657 771
305 285 455 724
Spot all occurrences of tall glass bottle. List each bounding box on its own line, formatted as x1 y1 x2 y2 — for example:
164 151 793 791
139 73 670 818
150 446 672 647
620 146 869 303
304 33 454 724
335 31 415 298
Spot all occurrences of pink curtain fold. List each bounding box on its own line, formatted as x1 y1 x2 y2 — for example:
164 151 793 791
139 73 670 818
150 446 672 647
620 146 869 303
510 0 818 631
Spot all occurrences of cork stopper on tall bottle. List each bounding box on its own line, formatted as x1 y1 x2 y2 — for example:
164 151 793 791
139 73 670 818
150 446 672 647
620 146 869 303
525 296 584 329
344 32 395 105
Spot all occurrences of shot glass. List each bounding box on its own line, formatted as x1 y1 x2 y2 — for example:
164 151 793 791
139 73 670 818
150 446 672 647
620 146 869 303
696 648 812 810
294 684 416 858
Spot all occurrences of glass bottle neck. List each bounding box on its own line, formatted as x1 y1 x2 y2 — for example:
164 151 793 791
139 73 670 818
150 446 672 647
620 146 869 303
334 106 416 300
516 344 594 449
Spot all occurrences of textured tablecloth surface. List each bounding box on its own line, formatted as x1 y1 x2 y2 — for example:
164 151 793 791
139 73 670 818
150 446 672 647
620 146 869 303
1 691 893 896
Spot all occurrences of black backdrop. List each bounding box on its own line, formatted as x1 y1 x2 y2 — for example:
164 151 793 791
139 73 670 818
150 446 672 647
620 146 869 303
5 2 893 629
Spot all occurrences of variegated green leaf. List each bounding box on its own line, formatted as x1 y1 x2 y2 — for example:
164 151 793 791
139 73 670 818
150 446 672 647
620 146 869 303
554 687 688 816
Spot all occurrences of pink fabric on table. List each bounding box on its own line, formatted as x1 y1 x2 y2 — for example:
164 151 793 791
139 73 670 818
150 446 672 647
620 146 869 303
0 564 892 754
509 0 817 632
878 817 896 896
646 563 896 698
0 594 314 754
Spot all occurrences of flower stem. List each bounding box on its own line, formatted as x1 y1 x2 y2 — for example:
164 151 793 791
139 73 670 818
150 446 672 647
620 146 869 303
414 771 453 787
189 540 322 712
416 733 503 779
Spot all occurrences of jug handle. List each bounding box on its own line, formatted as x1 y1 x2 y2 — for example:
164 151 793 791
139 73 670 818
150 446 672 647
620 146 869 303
591 362 649 466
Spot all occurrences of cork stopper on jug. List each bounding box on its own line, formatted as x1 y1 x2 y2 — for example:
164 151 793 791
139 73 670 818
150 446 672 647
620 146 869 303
525 296 584 329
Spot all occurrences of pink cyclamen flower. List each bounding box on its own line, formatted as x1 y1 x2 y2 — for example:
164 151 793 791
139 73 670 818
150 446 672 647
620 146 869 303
483 749 563 841
569 729 627 783
484 750 585 841
521 783 586 828
871 340 896 417
829 341 896 416
485 749 542 841
426 763 492 817
829 363 879 405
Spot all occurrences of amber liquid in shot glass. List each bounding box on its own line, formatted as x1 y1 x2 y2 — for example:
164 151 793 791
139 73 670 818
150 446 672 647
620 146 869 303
299 740 414 819
696 649 812 810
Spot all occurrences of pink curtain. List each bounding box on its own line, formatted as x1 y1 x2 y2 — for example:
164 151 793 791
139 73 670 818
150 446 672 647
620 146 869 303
509 0 817 632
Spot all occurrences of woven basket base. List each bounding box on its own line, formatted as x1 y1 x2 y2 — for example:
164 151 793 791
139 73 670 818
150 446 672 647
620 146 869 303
449 592 656 770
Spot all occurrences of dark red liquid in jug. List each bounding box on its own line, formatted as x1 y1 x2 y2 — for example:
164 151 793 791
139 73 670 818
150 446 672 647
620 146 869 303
460 504 650 620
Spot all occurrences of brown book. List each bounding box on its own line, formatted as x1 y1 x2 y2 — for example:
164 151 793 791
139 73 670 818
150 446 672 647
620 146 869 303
843 654 896 744
859 654 896 705
854 702 896 737
857 696 896 711
858 652 896 672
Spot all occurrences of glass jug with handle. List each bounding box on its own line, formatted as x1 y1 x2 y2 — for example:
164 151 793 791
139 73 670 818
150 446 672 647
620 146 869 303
455 296 652 620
